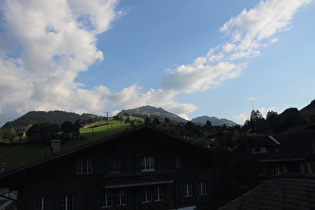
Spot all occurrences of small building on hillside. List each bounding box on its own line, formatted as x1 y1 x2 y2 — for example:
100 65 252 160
0 125 213 210
247 128 315 177
18 131 26 137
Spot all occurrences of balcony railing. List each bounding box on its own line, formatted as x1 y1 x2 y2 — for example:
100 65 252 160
102 170 176 189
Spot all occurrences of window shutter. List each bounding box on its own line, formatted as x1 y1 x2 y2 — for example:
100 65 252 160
75 193 82 210
94 192 101 209
94 158 101 174
179 183 184 199
127 157 133 172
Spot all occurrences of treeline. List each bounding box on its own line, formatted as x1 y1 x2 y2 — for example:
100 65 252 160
0 120 82 146
1 110 100 134
25 120 81 146
243 108 307 134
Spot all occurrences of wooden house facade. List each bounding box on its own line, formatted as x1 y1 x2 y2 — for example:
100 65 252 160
0 125 212 210
247 128 315 177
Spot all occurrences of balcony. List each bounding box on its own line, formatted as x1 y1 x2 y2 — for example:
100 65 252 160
102 170 176 189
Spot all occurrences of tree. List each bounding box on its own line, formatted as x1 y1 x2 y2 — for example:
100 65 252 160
71 120 81 139
144 116 151 124
243 110 268 134
197 137 262 209
26 122 60 145
61 120 81 139
280 108 306 131
1 130 15 143
266 111 282 133
130 120 135 128
152 117 160 126
61 121 73 139
205 120 212 127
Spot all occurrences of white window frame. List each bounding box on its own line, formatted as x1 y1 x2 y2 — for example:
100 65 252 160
307 162 312 174
141 156 155 172
76 158 93 174
199 181 207 195
111 157 121 174
142 187 152 203
184 183 193 198
60 194 74 210
174 155 182 168
101 191 113 208
154 186 165 201
35 196 50 210
259 147 267 153
115 190 126 206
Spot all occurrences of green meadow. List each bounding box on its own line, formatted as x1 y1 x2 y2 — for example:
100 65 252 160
0 117 143 167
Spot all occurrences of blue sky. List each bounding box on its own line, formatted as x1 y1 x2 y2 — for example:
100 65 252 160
0 0 314 127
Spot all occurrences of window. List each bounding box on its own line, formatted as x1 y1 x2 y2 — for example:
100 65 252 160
101 191 113 208
300 163 305 173
142 187 152 203
174 155 182 168
142 186 165 203
111 158 121 174
199 181 207 195
76 158 93 174
184 183 193 197
115 190 126 206
35 196 50 210
60 194 74 210
154 186 165 201
259 147 267 153
141 156 155 172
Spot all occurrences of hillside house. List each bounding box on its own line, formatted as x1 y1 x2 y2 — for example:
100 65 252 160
0 125 213 210
247 128 315 177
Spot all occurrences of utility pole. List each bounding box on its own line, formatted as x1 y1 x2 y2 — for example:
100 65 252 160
107 112 109 135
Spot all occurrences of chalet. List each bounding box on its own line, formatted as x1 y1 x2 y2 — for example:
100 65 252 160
247 128 315 177
0 125 213 210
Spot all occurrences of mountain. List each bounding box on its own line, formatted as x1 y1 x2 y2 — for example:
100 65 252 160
191 115 238 126
1 110 98 133
117 105 187 123
299 100 315 123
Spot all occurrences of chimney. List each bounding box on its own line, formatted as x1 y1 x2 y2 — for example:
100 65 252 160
51 140 61 154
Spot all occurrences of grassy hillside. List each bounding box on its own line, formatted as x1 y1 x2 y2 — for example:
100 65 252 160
0 117 143 167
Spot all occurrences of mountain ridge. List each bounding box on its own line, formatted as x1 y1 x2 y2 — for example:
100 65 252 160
117 105 187 123
191 115 238 126
2 99 315 134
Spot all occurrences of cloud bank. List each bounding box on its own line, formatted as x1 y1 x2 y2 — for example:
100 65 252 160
0 0 311 126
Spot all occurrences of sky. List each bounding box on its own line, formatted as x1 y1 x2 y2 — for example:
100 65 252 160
0 0 315 127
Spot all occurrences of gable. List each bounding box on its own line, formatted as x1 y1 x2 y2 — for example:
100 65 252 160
0 125 211 188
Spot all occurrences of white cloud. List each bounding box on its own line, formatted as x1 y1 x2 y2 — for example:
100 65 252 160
0 0 120 125
160 62 242 94
220 0 311 41
0 0 311 126
159 0 310 98
233 113 247 123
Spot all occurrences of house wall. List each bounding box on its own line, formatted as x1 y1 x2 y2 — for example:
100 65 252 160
15 129 212 210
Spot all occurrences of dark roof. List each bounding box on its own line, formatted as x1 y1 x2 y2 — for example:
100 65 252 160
219 173 315 210
248 135 279 146
192 137 212 146
0 125 211 180
250 129 315 162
